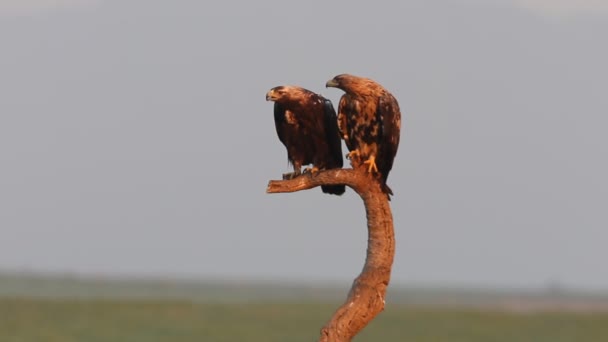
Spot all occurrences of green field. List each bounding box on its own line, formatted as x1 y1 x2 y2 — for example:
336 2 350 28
2 298 608 341
2 273 608 341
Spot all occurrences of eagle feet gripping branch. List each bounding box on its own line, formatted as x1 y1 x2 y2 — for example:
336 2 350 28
282 170 301 180
346 150 362 168
363 155 379 173
346 150 360 160
302 166 320 175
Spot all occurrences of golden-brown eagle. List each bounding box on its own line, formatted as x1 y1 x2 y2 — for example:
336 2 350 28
266 85 345 196
326 74 401 197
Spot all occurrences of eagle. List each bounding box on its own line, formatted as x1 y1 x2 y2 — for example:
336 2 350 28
266 85 345 196
325 74 401 197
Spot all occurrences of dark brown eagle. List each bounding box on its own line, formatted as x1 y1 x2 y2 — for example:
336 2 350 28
266 85 345 196
326 74 401 197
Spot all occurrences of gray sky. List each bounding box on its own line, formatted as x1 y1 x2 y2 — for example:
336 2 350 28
1 0 607 290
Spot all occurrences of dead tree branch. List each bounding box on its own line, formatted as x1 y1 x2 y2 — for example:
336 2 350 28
267 168 395 342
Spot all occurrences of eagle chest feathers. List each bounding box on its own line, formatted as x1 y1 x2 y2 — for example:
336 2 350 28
341 96 381 154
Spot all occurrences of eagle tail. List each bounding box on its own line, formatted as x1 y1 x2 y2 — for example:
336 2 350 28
321 184 346 196
382 183 393 199
380 177 393 201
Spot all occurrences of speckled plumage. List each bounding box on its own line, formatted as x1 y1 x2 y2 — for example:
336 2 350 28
326 74 401 197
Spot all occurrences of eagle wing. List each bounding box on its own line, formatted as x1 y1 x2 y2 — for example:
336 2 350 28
337 95 355 152
323 98 343 168
377 92 401 185
273 102 288 146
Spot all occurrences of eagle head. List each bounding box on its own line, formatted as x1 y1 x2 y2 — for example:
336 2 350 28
266 86 306 103
325 74 348 89
266 86 286 102
326 74 378 97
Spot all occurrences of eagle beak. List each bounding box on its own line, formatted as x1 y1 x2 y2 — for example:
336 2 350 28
265 91 274 101
325 79 339 88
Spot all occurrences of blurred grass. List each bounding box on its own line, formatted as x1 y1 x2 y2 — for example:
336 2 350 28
2 273 608 341
2 298 608 342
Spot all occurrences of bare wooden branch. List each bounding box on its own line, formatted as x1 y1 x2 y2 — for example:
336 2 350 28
267 168 395 342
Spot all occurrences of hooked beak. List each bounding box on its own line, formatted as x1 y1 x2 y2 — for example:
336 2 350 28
265 90 276 101
325 79 339 88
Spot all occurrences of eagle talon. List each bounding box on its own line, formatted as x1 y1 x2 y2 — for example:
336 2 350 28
347 150 363 168
303 166 320 175
282 171 301 180
346 150 360 160
363 156 378 173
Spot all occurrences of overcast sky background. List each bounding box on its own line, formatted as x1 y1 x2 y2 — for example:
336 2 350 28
1 0 606 290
